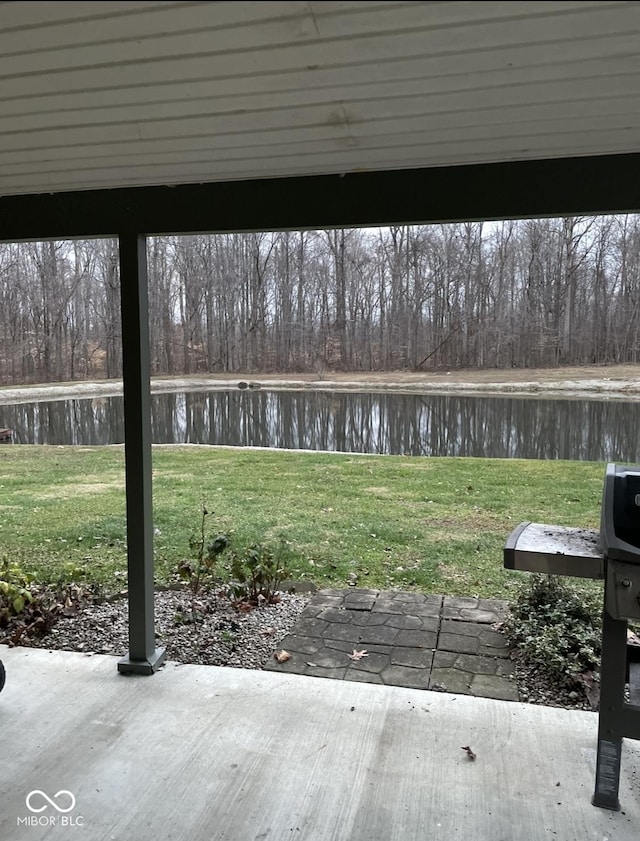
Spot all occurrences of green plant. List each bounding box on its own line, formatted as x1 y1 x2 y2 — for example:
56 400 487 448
0 554 99 645
176 503 230 621
228 540 290 605
0 559 64 644
0 558 36 619
503 574 602 690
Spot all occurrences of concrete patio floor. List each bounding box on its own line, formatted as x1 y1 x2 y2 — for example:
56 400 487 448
1 645 639 841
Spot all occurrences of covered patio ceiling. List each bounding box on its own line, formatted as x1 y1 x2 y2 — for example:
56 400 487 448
2 0 640 198
0 0 639 239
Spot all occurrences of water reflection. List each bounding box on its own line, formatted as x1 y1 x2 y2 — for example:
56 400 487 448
0 390 638 461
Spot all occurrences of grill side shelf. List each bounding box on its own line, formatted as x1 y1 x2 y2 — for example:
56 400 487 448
504 522 604 580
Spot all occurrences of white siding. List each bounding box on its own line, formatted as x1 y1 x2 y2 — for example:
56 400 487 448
0 0 639 195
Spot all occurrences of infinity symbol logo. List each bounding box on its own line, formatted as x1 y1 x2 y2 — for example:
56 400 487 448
26 790 76 813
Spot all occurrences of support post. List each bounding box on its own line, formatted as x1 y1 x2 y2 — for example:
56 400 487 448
116 233 165 675
592 606 627 810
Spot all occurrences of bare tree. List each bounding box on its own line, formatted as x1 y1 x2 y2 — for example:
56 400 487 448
2 217 640 386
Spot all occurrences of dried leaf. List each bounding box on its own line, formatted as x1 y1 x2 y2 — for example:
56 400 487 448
274 649 291 663
461 745 476 761
260 627 276 636
348 649 369 661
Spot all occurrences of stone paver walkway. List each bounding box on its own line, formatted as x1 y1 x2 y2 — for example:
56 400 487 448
265 588 518 701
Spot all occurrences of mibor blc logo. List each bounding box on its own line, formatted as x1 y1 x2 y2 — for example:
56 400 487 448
17 790 84 828
27 790 75 813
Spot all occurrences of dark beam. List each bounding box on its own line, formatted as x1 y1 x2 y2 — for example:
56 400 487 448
117 232 165 676
0 153 639 242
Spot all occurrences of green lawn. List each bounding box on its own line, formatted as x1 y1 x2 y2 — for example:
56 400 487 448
0 445 605 599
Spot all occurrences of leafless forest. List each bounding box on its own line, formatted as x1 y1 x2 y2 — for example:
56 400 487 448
1 216 639 385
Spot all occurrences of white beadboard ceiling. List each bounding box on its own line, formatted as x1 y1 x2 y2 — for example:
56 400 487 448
1 0 639 197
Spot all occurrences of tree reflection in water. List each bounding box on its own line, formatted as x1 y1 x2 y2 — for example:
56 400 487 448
1 390 638 462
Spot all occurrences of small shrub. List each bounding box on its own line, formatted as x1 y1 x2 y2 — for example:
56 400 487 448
228 540 290 605
0 558 91 645
503 574 602 690
0 558 36 623
176 505 293 616
176 504 230 622
177 505 230 596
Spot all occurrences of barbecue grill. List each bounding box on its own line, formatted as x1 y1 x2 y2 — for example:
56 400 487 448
505 463 640 811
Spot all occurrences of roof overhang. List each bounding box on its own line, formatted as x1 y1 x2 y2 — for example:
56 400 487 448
1 152 639 242
1 0 640 237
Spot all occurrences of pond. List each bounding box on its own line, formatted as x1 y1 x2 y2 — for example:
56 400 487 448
1 389 638 461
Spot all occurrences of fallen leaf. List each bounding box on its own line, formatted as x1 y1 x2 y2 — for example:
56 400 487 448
274 649 291 663
348 649 369 661
461 745 476 761
260 627 276 636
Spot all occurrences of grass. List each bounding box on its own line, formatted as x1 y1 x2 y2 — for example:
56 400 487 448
0 445 606 599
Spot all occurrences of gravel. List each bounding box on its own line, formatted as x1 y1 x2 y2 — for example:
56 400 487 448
512 660 596 711
11 588 601 711
25 588 310 670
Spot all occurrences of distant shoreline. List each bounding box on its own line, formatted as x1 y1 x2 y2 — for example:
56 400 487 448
1 364 639 405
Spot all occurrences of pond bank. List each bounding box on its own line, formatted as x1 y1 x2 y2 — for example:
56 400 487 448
1 364 639 405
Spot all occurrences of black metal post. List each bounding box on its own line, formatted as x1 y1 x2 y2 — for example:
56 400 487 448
592 605 628 810
116 233 165 675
